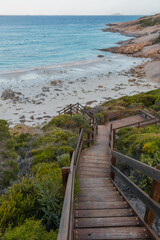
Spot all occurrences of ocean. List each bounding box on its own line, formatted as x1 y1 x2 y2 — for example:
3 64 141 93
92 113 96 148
0 15 142 73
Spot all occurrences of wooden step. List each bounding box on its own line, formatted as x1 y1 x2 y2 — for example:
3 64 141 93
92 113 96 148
79 187 117 192
78 190 120 198
74 227 150 239
75 201 129 210
74 209 136 218
77 195 123 202
78 172 110 178
78 166 110 173
74 216 141 228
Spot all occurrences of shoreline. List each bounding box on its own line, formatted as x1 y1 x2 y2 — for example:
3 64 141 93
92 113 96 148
100 14 160 83
0 15 159 127
0 54 157 127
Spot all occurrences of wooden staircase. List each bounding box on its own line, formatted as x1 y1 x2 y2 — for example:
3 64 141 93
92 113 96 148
57 107 160 240
74 125 155 240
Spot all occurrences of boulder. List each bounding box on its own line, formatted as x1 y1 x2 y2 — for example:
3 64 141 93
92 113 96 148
1 89 15 100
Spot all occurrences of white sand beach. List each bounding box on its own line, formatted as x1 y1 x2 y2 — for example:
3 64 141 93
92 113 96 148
0 54 158 126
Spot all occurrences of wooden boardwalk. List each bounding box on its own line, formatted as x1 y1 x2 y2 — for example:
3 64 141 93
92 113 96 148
74 117 153 240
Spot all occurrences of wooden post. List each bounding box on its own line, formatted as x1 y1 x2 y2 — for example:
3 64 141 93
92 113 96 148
70 150 74 162
62 167 70 197
144 165 160 227
77 102 79 113
112 128 116 150
87 133 90 148
79 127 82 134
70 104 72 116
111 149 117 180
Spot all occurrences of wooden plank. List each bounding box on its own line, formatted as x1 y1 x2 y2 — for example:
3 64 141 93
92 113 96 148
78 172 110 178
75 201 129 210
74 216 141 228
77 195 123 202
79 183 113 188
74 209 136 218
78 191 120 198
79 187 116 192
111 165 160 218
74 227 150 239
78 178 111 184
77 167 110 173
112 151 160 183
79 163 110 168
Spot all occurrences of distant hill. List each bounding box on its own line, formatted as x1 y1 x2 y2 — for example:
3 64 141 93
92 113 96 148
112 13 124 16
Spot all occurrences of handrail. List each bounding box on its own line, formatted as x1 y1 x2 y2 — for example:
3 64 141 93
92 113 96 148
106 105 144 121
112 150 160 183
111 165 160 219
57 102 100 125
57 114 98 240
108 108 160 228
113 117 158 131
57 152 75 240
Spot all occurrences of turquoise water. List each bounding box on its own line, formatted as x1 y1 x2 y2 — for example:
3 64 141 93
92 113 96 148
0 15 142 73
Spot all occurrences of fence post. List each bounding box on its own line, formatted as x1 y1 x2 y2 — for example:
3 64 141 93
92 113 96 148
112 128 116 149
87 133 90 148
62 167 70 197
70 150 74 163
111 149 117 180
144 165 160 227
70 104 72 116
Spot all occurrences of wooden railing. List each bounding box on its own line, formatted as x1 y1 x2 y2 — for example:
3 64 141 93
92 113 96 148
57 102 100 125
108 109 160 228
106 105 144 121
110 150 160 227
57 116 98 240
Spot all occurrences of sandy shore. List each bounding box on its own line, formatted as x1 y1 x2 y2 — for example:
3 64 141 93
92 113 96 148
0 14 159 127
100 14 160 83
0 55 158 127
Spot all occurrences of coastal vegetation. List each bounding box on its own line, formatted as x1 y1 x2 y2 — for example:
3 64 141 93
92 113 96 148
138 15 160 27
0 88 160 238
0 114 88 238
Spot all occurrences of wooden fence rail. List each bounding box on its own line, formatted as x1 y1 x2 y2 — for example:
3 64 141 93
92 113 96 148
110 149 160 227
57 110 98 240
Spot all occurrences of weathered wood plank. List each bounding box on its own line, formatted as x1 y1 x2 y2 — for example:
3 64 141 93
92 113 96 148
74 209 135 218
75 201 128 210
78 190 120 198
78 178 111 184
79 187 116 192
78 172 110 178
78 167 110 173
74 227 150 239
77 195 123 202
74 217 141 228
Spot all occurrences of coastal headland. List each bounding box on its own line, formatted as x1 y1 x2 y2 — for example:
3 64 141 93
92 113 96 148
100 14 160 83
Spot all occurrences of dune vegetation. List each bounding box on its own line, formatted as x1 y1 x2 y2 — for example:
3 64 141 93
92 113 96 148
0 88 160 238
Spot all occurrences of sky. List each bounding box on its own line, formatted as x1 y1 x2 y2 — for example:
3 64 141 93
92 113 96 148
0 0 160 15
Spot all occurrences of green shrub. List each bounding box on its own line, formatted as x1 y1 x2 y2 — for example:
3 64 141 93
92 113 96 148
0 177 40 233
0 120 10 141
2 219 57 240
2 161 19 187
57 154 70 167
32 163 63 229
116 125 160 193
43 114 72 129
56 145 74 156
